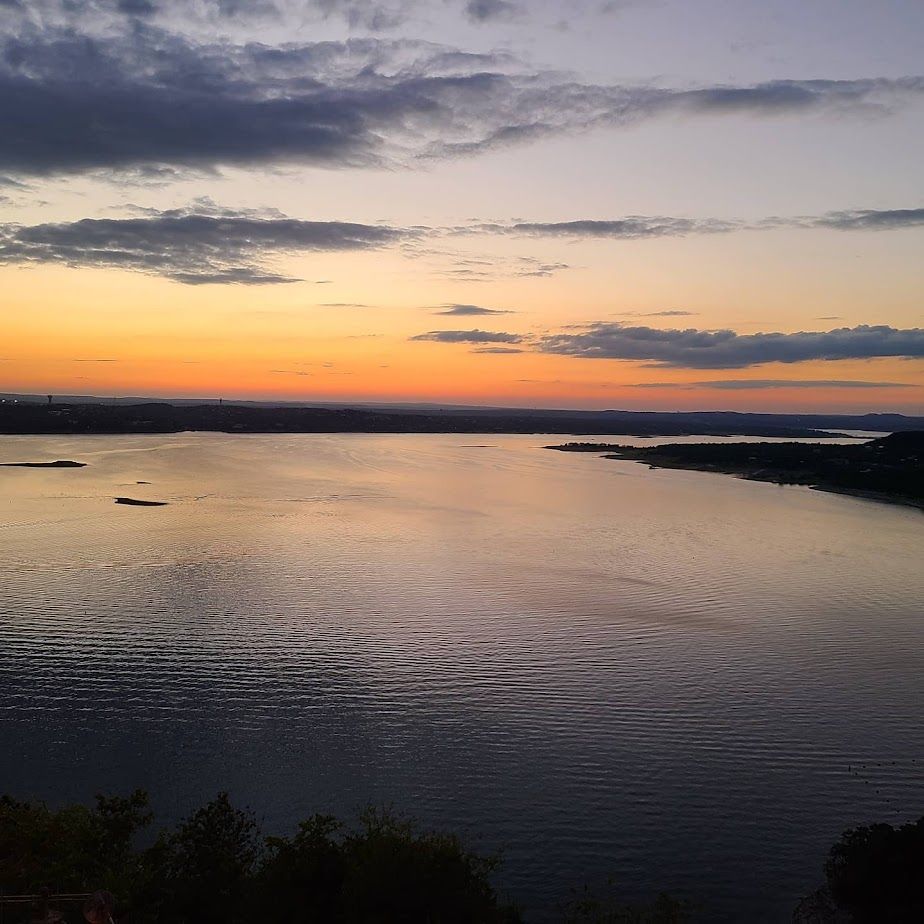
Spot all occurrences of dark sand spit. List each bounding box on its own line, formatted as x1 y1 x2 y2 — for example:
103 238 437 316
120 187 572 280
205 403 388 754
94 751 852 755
114 497 168 507
0 460 86 467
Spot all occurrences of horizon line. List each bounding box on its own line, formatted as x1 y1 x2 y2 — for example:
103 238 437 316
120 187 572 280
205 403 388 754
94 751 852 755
0 391 919 419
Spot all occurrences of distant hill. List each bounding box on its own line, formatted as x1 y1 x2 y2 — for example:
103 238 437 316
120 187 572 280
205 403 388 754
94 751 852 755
0 400 868 438
0 401 868 438
1 393 922 434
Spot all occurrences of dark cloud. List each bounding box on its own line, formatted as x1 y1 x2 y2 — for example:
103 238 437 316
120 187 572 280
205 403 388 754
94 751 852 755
538 323 924 369
631 379 917 390
496 217 740 238
432 303 512 315
464 0 518 23
0 0 641 32
469 207 924 240
117 0 157 15
804 208 924 231
0 19 920 180
0 173 30 205
471 346 523 353
0 1 414 32
410 329 523 343
0 205 408 284
0 29 519 176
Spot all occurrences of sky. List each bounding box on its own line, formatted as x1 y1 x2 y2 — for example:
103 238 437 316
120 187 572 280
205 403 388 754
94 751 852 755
1 0 922 413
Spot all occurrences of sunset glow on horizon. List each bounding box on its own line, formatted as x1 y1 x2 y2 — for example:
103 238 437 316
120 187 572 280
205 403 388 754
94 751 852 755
1 0 922 413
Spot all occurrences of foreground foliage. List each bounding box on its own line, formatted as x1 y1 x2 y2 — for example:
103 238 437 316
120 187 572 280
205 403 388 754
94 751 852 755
823 816 924 922
11 792 918 922
0 792 519 922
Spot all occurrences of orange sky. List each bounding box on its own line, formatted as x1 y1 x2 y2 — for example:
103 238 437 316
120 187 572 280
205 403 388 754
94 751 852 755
1 1 922 413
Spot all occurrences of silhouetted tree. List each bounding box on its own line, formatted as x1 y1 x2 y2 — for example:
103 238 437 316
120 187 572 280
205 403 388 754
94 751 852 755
824 816 924 922
0 790 151 897
562 881 692 923
0 793 521 923
338 807 517 923
256 814 346 921
141 792 261 922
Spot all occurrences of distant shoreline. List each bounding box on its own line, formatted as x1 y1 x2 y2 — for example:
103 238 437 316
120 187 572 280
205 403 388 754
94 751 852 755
808 484 924 511
0 401 879 440
548 434 924 511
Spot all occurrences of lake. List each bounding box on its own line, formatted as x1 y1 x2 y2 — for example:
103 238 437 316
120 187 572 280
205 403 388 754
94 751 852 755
1 433 921 920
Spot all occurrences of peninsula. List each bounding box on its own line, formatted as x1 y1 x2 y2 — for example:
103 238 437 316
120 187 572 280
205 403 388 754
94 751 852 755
548 432 924 508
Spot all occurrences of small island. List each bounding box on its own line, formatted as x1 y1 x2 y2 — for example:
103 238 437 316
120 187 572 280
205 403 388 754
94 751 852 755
0 460 86 467
114 497 168 507
548 432 924 509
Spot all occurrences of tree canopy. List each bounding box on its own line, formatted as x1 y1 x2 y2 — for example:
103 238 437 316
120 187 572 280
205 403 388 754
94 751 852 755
0 792 519 923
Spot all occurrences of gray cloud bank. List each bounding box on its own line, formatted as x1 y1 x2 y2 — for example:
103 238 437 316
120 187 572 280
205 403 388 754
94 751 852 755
464 0 519 23
0 0 548 34
0 203 921 286
470 208 924 240
801 208 924 232
632 379 917 390
1 16 922 180
0 205 406 284
493 218 739 238
538 323 924 369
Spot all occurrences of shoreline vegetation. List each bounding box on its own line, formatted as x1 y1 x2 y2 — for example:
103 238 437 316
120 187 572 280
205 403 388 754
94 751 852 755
4 400 920 439
547 432 924 510
1 792 920 923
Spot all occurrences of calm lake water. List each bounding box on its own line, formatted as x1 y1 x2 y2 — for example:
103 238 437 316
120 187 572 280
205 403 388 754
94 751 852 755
1 433 922 921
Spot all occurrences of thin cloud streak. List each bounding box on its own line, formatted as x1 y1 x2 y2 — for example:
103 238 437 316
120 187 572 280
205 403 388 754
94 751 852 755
410 329 523 343
432 303 513 315
617 310 698 318
497 217 740 238
470 208 924 240
0 203 921 286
